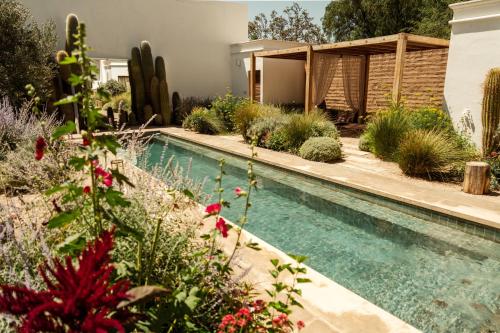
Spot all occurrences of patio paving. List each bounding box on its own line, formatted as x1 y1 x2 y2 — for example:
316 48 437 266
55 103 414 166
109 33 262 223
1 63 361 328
159 127 500 231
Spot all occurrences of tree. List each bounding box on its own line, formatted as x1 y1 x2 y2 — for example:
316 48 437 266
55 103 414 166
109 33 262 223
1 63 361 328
249 2 327 44
0 0 56 106
322 0 459 42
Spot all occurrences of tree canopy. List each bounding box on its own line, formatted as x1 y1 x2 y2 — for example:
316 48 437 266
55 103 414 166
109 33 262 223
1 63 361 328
248 2 326 44
322 0 459 42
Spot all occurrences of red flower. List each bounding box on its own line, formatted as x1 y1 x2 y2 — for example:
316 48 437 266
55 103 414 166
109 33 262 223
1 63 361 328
297 320 305 330
205 203 221 215
216 217 228 238
236 307 251 320
83 186 91 194
34 137 46 160
234 187 243 196
251 299 266 313
95 167 113 187
83 136 91 146
102 174 113 187
272 313 289 328
0 229 131 332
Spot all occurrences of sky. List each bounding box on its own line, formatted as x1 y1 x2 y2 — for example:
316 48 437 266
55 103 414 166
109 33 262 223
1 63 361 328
236 1 330 25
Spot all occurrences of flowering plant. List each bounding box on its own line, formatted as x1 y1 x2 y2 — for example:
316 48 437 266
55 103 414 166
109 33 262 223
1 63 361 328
0 229 132 332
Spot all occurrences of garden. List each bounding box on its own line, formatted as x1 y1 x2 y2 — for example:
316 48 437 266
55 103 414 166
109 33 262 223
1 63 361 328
0 4 310 332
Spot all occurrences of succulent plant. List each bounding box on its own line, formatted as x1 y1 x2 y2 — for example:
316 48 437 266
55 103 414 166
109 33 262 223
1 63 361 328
482 68 500 155
130 47 145 123
159 80 171 125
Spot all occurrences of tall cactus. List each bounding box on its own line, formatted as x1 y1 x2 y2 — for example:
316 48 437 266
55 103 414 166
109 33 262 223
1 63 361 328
140 41 155 104
65 14 79 55
172 91 181 125
150 76 163 125
155 56 167 81
159 80 171 125
127 60 137 119
482 68 500 155
130 47 145 123
144 104 154 124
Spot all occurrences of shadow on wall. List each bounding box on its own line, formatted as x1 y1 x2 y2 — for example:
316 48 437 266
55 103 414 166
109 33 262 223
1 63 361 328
443 98 476 138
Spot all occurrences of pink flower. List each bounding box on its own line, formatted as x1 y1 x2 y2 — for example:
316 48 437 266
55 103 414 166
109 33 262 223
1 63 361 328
83 186 91 194
216 217 228 238
95 167 113 187
205 203 221 215
235 187 242 196
272 313 289 328
102 174 113 187
236 307 251 320
297 320 305 330
34 137 46 160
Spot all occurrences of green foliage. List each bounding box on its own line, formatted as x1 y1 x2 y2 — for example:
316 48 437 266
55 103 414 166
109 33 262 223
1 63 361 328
173 95 212 126
101 79 127 96
249 2 326 43
234 102 263 139
322 0 458 41
408 106 454 132
247 113 288 146
0 0 57 106
364 106 411 160
182 107 224 134
358 133 372 152
211 92 244 131
266 128 289 151
397 129 468 178
299 137 342 163
281 110 334 152
481 68 500 156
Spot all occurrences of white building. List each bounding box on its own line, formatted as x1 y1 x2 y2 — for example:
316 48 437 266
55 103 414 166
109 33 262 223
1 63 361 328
445 0 500 147
22 0 248 98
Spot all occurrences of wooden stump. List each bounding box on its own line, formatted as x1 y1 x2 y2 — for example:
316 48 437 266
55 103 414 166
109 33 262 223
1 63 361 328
463 162 490 195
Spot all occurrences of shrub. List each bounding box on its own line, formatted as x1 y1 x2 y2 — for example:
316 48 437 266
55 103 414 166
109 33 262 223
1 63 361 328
408 107 454 133
234 102 281 140
365 107 411 160
211 92 244 131
247 114 288 147
173 96 212 126
311 119 340 140
266 128 288 151
397 129 468 178
103 92 131 113
182 107 224 134
0 0 57 106
101 79 127 96
358 133 372 152
281 110 333 151
299 137 342 162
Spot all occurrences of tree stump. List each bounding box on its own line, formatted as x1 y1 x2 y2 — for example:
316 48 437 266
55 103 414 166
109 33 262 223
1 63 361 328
463 162 490 195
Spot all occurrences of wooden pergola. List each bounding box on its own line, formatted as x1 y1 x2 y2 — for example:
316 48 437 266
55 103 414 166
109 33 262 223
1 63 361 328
249 33 449 114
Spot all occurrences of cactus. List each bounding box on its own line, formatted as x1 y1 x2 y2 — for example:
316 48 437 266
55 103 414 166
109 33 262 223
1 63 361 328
159 80 171 125
65 14 79 55
172 91 181 125
127 60 137 117
140 41 155 104
144 105 154 124
150 76 163 125
130 47 145 123
482 68 500 155
155 56 167 81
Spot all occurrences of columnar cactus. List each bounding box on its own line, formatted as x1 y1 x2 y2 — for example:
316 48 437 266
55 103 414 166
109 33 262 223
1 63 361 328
482 68 500 155
159 80 171 125
172 91 181 125
144 105 154 124
128 41 171 126
140 41 155 105
65 14 79 55
130 47 145 123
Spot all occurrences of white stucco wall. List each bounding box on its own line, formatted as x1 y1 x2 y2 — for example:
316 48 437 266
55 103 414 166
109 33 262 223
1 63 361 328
444 0 500 147
21 0 247 98
231 40 308 102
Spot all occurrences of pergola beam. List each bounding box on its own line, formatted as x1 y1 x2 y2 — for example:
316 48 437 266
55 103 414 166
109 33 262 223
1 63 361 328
392 34 408 104
305 45 314 114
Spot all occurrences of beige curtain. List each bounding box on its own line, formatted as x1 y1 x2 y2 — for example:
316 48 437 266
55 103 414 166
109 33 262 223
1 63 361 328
312 53 340 106
342 55 365 115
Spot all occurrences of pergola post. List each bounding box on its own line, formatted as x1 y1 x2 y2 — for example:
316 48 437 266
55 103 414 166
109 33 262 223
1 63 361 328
249 52 256 103
392 33 407 104
305 45 314 114
360 54 370 121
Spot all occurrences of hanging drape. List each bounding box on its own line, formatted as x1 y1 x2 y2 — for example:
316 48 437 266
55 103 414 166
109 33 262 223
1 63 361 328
342 55 366 116
312 53 340 106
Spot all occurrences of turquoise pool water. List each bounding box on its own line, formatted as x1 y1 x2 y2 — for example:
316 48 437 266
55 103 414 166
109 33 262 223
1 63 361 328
143 136 500 333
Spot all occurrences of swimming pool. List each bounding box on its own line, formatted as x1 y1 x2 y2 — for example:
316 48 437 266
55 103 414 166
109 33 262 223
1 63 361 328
143 135 500 333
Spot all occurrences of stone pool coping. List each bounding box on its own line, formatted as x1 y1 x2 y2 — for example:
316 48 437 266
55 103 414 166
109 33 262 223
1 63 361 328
157 127 500 231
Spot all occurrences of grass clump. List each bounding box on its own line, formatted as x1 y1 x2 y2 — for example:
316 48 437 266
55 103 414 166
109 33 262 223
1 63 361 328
182 107 224 134
299 137 342 163
234 102 281 140
282 110 336 152
247 113 288 146
397 129 468 178
364 106 411 160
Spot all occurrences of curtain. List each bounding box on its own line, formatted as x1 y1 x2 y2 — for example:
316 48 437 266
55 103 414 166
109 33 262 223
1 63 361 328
312 53 340 106
342 55 366 116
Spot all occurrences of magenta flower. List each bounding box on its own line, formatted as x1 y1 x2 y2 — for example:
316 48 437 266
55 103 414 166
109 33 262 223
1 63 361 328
0 229 131 332
205 203 221 215
216 217 228 238
95 167 113 187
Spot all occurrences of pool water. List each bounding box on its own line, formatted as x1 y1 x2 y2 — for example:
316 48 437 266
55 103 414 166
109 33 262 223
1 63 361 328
143 136 500 333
